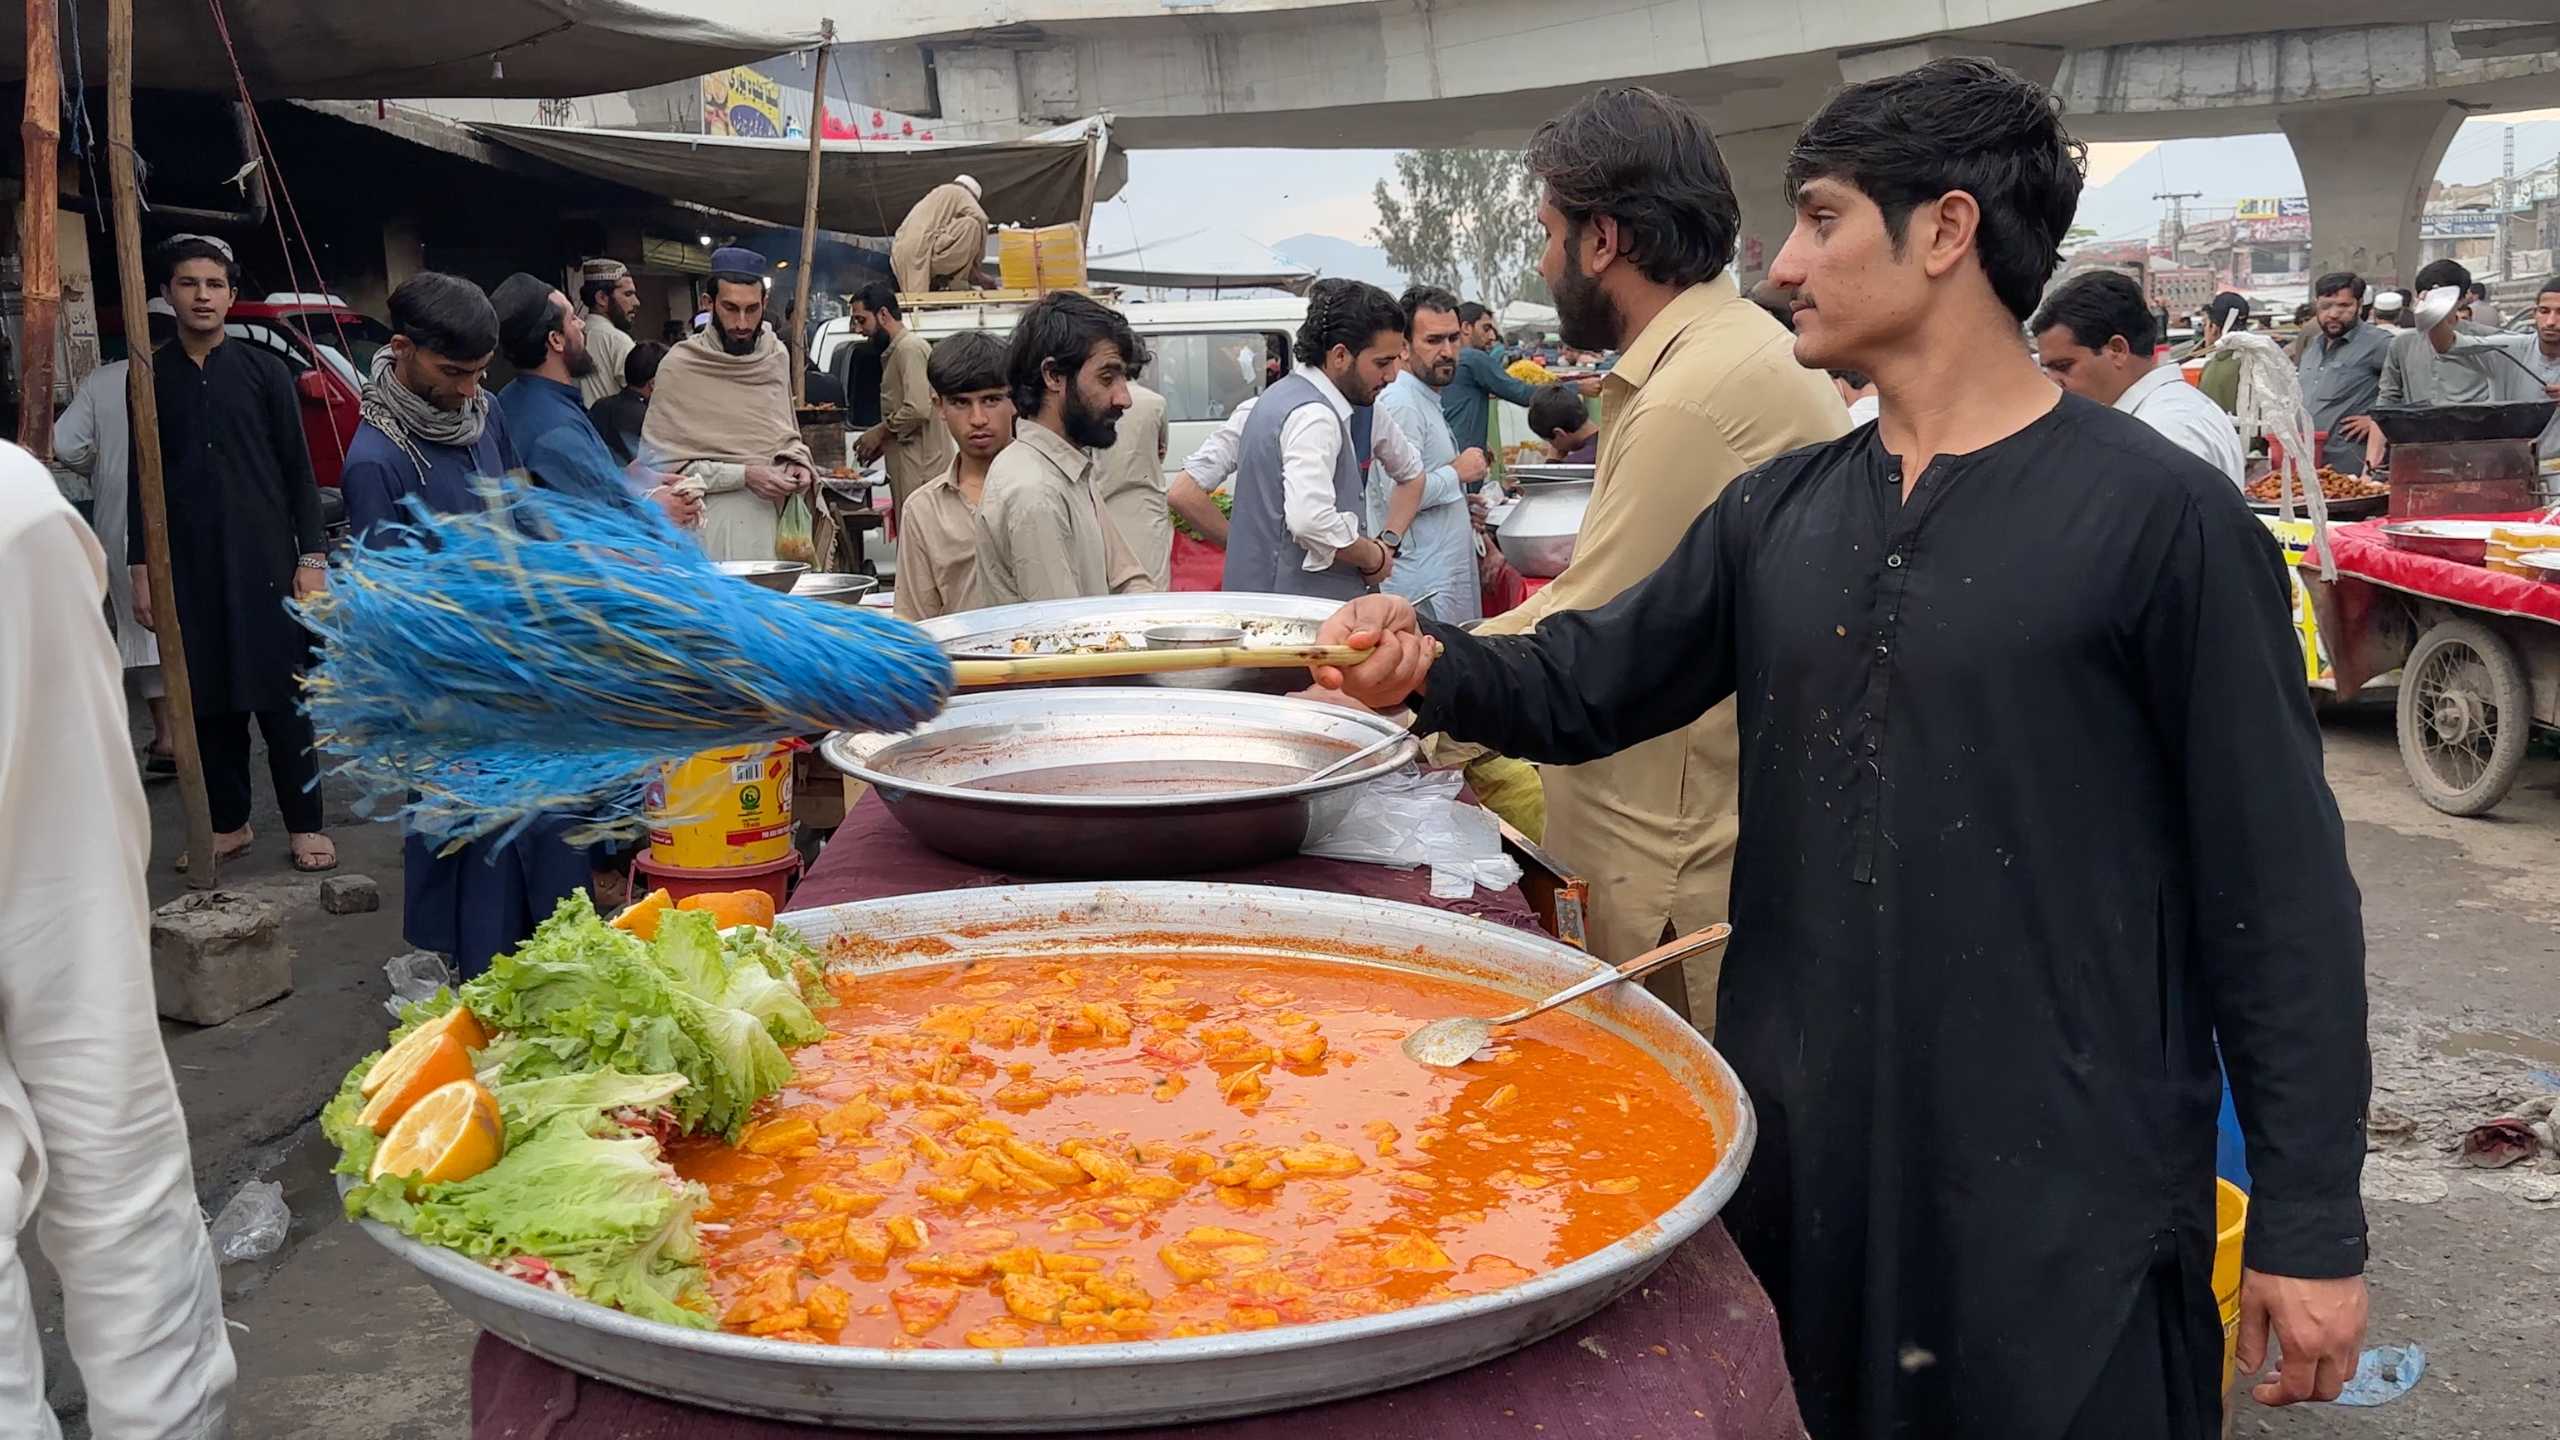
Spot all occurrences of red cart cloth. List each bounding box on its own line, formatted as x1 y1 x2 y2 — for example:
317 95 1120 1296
2318 513 2560 624
469 1222 1800 1439
791 790 1547 935
1170 531 1225 591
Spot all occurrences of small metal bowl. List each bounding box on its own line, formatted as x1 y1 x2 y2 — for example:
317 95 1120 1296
716 559 810 592
1141 623 1250 688
791 572 879 605
1142 623 1247 649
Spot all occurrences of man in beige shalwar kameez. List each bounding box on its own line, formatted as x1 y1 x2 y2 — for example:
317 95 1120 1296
892 176 989 294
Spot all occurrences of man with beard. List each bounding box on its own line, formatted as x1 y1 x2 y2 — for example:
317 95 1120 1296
1436 298 1546 456
127 234 335 874
849 280 953 531
1314 60 2368 1438
1092 377 1173 589
2296 271 2390 474
971 292 1155 604
640 249 815 561
341 273 603 977
1371 285 1490 623
576 258 640 406
1457 88 1844 1028
490 273 697 528
1222 277 1429 599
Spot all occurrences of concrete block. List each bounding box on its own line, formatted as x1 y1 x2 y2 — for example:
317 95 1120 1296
151 891 292 1026
318 873 381 915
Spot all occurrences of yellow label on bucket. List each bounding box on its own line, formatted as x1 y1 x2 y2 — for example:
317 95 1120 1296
647 743 796 870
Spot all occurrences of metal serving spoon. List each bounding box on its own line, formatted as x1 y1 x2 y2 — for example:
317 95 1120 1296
1400 924 1735 1068
1302 727 1415 784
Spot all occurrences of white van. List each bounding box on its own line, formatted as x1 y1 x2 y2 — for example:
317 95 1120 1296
813 296 1305 480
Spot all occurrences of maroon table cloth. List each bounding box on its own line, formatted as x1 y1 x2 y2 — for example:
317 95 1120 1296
469 792 1802 1438
787 790 1547 933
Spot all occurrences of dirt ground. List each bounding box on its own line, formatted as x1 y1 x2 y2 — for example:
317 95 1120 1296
24 703 2560 1438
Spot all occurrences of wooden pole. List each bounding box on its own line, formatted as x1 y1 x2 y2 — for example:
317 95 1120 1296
17 0 59 458
109 0 217 884
788 21 833 407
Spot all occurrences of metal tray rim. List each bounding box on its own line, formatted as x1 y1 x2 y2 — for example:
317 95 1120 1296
349 883 1757 1428
816 689 1418 811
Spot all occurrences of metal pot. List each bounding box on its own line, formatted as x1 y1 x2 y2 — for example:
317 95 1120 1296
715 559 809 592
818 689 1416 875
791 572 879 604
919 593 1340 692
348 882 1757 1431
1495 478 1591 578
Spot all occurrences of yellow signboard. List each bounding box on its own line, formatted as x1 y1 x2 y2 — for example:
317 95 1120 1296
704 66 785 138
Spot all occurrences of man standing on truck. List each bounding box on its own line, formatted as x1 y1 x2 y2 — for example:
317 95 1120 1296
892 175 990 294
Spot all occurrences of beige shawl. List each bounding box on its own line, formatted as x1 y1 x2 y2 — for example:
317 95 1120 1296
640 328 815 472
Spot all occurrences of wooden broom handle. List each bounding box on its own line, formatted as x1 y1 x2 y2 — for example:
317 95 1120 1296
952 644 1373 687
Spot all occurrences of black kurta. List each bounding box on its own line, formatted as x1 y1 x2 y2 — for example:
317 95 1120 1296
1416 395 2368 1439
128 338 323 714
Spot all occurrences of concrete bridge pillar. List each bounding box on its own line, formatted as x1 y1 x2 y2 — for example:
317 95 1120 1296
2280 99 2465 290
1718 125 1801 282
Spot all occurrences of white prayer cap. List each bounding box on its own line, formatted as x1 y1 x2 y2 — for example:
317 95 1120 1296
954 174 982 199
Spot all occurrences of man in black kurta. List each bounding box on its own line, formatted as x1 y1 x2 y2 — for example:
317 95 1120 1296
127 236 333 870
1318 63 2368 1439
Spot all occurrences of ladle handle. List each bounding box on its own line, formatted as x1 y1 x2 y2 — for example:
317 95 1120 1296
951 644 1372 687
1492 924 1735 1027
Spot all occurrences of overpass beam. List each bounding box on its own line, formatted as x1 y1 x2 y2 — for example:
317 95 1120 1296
2279 100 2464 289
1719 125 1800 283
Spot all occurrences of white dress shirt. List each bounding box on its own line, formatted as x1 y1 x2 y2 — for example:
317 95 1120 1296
2115 364 2246 487
1278 368 1424 571
0 450 235 1440
1181 397 1254 493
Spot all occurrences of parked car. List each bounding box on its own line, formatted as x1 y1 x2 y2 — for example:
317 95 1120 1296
224 293 391 490
98 291 388 489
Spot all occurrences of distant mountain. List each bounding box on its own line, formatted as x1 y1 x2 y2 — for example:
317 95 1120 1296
1271 233 1405 289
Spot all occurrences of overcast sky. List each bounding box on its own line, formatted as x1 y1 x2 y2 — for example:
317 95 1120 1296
1103 109 2560 252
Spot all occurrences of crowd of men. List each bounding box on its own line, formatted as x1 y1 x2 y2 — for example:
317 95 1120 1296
15 55 2392 1440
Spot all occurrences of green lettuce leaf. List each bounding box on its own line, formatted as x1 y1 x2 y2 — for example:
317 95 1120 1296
492 1070 690 1148
346 1114 713 1330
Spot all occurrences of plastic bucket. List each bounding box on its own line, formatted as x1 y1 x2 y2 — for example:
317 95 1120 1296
646 742 796 870
2215 1178 2248 1393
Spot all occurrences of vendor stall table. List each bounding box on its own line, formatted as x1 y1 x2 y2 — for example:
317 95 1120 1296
468 790 1802 1438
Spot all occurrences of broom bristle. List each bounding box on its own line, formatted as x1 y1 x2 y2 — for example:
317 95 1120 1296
295 486 952 847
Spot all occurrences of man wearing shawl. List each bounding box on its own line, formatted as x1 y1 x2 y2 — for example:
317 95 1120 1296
338 272 596 979
639 248 814 561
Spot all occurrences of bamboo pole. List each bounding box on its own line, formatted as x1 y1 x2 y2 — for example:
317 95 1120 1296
109 0 217 883
17 0 59 457
787 20 833 406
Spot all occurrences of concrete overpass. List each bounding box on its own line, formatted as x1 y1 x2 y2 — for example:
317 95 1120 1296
832 2 2560 285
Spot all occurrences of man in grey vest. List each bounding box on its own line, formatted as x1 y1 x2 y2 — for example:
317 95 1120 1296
1223 278 1428 599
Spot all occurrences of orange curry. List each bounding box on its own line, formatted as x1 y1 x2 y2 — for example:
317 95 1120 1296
671 952 1718 1349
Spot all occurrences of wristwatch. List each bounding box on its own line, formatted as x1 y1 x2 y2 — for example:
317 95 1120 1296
1377 530 1403 556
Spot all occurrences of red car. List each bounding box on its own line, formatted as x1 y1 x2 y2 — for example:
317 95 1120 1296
222 294 391 489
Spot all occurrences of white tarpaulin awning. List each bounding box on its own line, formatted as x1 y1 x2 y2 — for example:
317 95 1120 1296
2 0 820 100
1498 299 1560 332
473 120 1125 233
1066 214 1315 293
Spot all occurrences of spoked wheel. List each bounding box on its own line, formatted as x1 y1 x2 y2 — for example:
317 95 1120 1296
2397 617 2531 816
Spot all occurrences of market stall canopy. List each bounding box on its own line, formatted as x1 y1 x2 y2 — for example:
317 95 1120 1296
1499 299 1561 332
1067 214 1315 293
474 120 1124 233
0 0 819 99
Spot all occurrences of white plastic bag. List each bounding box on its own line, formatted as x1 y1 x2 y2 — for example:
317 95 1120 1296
210 1179 289 1262
1303 768 1524 897
383 949 454 1019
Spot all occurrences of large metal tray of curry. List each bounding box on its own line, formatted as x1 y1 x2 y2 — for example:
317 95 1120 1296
357 885 1755 1431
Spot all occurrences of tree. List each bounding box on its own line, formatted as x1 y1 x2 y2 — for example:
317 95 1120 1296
1371 149 1543 314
